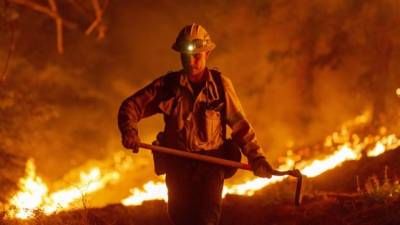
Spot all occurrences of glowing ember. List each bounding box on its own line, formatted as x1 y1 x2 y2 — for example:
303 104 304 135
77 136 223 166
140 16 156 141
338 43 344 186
396 88 400 97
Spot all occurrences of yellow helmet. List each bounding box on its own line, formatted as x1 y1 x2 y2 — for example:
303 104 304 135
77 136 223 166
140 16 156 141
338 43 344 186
172 23 216 54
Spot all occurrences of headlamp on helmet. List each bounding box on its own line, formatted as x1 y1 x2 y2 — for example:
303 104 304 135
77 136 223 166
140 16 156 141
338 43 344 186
186 39 207 52
187 44 194 51
172 23 216 54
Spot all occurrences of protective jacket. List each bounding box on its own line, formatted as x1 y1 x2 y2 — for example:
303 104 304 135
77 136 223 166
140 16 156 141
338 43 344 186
118 68 265 162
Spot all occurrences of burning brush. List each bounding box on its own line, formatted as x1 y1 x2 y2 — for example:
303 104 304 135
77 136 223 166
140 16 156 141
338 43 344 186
5 117 400 220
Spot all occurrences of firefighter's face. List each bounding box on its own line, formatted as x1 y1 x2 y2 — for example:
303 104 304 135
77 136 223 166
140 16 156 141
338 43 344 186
180 51 209 76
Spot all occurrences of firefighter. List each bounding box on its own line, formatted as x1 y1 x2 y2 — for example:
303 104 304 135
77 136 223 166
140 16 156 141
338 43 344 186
118 23 274 225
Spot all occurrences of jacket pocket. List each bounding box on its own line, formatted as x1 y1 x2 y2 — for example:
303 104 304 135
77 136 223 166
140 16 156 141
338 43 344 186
204 109 221 142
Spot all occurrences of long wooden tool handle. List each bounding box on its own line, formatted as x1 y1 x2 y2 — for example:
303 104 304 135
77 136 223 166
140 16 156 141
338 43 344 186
295 175 303 207
138 142 303 206
139 142 302 177
139 142 252 170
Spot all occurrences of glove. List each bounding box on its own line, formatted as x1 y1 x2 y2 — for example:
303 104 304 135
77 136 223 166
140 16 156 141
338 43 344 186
250 157 273 178
288 169 302 178
122 129 141 153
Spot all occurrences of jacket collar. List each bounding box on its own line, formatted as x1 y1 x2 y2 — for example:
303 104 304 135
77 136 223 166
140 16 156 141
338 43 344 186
178 67 219 100
179 67 215 87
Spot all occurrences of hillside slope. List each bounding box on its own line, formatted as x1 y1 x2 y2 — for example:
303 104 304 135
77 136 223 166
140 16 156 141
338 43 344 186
3 148 400 225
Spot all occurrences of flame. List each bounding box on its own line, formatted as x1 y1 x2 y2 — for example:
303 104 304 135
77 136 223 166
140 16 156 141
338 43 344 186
122 181 168 205
122 128 400 205
301 145 358 177
7 159 48 219
41 168 120 215
6 153 126 219
9 130 400 218
7 111 400 219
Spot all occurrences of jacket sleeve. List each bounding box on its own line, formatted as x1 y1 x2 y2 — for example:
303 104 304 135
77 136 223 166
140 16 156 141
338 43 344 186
118 76 165 135
221 76 266 162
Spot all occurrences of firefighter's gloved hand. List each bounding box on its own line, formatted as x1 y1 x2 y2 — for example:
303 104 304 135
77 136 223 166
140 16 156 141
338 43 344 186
250 157 273 178
288 169 302 178
122 130 141 153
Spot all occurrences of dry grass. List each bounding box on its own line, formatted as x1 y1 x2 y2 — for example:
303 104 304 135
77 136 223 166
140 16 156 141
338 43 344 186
2 181 400 225
362 166 400 202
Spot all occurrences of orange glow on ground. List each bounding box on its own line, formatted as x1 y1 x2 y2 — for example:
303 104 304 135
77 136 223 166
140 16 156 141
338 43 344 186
6 110 400 219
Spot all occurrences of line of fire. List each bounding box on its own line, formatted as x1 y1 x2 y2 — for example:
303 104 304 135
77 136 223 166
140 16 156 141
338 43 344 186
1 1 400 225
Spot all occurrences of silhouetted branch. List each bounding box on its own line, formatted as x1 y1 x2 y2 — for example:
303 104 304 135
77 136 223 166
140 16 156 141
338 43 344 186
9 0 77 29
6 0 109 53
1 0 15 82
48 0 63 54
85 0 108 40
67 0 92 20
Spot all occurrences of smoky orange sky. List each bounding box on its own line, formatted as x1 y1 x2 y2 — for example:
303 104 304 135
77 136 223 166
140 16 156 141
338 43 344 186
1 0 400 206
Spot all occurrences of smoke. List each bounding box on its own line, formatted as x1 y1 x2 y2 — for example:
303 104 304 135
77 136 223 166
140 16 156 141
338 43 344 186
1 0 400 205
